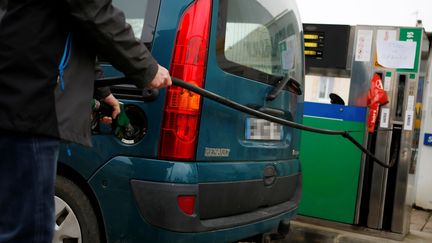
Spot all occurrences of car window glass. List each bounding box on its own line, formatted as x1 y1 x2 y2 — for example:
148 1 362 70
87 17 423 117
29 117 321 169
217 0 303 86
112 0 149 40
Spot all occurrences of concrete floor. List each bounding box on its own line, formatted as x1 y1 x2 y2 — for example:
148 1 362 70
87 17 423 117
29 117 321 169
277 208 432 243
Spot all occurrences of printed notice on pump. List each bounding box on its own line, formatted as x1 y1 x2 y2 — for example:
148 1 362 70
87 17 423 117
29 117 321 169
376 40 417 69
380 108 390 128
355 30 373 62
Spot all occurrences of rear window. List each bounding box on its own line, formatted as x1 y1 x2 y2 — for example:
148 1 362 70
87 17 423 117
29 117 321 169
217 0 303 85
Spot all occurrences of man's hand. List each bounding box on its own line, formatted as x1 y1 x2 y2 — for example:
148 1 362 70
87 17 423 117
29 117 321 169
146 64 172 89
100 94 120 124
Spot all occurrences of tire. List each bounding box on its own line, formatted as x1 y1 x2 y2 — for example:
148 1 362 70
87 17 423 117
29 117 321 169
54 176 101 243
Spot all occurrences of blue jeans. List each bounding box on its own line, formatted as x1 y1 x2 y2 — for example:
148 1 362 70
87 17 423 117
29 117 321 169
0 134 59 243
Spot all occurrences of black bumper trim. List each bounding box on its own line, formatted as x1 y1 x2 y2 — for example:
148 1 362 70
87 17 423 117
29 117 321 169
130 176 300 233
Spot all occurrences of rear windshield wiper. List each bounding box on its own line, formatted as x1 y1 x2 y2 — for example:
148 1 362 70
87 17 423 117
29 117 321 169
266 75 302 101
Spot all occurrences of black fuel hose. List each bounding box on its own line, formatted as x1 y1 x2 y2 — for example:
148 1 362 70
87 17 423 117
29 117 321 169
94 76 394 168
171 78 395 169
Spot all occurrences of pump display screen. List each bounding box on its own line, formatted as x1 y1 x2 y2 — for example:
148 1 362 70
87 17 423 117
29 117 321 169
303 24 351 70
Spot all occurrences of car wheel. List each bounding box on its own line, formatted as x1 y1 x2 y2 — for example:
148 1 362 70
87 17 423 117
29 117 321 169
54 176 101 243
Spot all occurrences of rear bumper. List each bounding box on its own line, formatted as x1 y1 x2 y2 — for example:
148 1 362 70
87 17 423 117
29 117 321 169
131 175 301 232
88 157 301 242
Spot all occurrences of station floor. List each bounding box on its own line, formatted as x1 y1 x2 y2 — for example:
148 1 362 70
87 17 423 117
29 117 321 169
277 208 432 243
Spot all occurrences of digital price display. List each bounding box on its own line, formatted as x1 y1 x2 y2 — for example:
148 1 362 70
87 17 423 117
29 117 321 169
304 31 324 59
304 42 318 48
303 24 351 70
304 34 319 40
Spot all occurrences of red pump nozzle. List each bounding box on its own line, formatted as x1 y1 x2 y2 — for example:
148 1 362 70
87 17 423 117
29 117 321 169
367 74 389 133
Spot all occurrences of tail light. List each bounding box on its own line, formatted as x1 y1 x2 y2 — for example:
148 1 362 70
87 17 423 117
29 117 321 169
159 0 212 160
177 195 197 216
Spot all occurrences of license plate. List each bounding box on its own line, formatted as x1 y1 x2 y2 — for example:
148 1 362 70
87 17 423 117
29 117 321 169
245 117 283 140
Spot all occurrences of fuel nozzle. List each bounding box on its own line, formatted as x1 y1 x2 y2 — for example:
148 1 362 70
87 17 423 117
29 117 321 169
113 103 140 142
91 99 140 143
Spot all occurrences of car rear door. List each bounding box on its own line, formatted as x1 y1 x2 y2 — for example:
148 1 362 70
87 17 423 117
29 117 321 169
198 0 304 162
193 0 304 221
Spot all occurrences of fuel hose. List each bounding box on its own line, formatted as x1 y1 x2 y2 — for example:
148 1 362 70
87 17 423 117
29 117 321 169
171 78 395 169
95 76 394 168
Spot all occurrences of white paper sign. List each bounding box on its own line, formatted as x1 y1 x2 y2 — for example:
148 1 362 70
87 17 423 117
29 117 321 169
280 36 296 71
404 110 414 131
380 108 390 128
355 30 373 62
376 40 417 69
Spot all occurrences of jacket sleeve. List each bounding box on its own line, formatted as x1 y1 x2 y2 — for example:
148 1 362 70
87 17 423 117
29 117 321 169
93 62 112 99
63 0 158 88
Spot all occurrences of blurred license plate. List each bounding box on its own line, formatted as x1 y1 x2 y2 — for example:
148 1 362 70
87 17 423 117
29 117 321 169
245 118 283 140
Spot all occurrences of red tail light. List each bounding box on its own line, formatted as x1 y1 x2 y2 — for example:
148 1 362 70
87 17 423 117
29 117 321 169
159 0 212 160
177 195 197 216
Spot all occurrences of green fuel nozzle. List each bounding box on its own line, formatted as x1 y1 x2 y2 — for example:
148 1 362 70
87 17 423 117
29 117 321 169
91 99 139 142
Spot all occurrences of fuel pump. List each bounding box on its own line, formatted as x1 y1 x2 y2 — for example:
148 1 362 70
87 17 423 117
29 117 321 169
349 26 429 236
296 23 429 238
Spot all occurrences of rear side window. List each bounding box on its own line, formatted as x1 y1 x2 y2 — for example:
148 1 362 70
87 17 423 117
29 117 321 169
98 0 161 99
217 0 303 85
112 0 160 48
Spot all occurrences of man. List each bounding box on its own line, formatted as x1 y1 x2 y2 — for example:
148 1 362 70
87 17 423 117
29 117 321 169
0 0 172 242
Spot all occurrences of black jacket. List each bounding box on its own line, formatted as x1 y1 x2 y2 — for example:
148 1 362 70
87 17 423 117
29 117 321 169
0 0 158 146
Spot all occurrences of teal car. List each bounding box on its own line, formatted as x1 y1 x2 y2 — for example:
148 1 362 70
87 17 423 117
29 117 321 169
54 0 304 242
